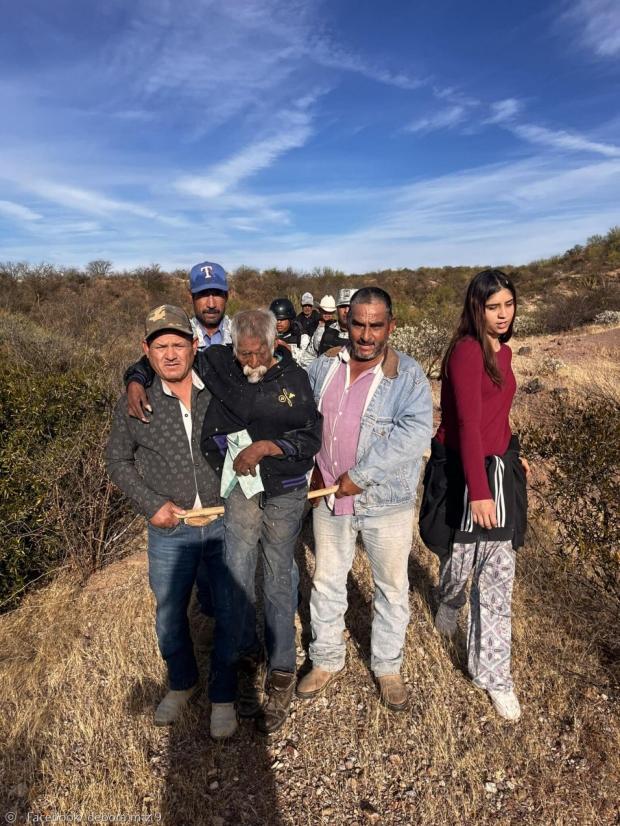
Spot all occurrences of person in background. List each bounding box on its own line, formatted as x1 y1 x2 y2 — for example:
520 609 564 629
189 260 232 349
419 269 529 722
106 306 237 738
296 292 320 337
305 295 337 363
185 260 232 619
318 287 358 356
297 288 433 712
269 298 310 366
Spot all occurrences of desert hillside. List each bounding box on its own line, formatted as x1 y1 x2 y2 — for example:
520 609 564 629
1 323 618 826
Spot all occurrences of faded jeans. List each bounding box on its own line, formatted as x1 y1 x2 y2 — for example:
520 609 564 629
147 518 236 701
223 485 307 675
309 500 415 676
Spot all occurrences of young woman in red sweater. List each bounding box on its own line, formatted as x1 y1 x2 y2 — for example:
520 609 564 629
420 269 529 721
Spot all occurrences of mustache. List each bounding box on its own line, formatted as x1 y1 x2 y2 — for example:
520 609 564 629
243 364 268 383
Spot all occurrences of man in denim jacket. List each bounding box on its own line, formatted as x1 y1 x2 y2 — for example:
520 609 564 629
297 288 433 711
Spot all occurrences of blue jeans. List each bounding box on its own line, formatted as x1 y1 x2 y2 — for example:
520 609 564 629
309 500 415 676
147 518 236 700
224 485 307 675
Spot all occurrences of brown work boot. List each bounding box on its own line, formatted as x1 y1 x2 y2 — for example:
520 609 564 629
256 670 296 735
237 652 266 719
296 666 344 699
377 674 408 712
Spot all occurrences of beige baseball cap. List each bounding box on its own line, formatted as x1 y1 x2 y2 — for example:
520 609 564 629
144 305 195 341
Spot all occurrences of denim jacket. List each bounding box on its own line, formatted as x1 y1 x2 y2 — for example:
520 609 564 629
307 346 433 514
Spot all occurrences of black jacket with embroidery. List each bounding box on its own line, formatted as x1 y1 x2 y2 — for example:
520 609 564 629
124 345 322 498
419 435 527 556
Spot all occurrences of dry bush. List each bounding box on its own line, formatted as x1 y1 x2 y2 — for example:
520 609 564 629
533 277 620 334
390 320 452 377
0 324 137 609
521 386 620 599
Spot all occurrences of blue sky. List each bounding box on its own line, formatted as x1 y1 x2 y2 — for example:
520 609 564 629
0 0 619 272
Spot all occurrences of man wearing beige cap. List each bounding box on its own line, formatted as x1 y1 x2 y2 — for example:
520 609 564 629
106 305 237 738
296 292 320 337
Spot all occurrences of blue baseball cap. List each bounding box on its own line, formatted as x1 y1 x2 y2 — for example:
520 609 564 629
189 261 228 294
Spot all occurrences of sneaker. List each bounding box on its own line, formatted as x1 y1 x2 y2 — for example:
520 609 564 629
487 688 521 721
296 667 344 700
434 603 458 638
210 702 238 740
153 685 198 726
376 674 408 712
237 653 266 718
256 671 296 735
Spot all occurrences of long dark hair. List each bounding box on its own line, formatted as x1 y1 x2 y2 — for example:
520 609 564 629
441 269 517 386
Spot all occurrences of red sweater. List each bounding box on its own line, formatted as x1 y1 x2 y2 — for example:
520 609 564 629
435 337 516 501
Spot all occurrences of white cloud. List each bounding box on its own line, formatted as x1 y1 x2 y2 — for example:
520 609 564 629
175 107 314 198
406 105 467 134
308 39 425 90
511 123 620 157
485 98 523 124
0 200 42 222
213 156 620 270
567 0 620 57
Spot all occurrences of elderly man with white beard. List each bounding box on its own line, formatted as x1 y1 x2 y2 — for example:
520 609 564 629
125 309 322 735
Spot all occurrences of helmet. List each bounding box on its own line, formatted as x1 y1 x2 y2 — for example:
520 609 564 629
269 298 296 320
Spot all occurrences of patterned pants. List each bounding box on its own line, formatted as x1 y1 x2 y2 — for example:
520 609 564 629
438 539 516 692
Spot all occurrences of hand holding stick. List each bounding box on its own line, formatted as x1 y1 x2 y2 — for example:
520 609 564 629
179 485 340 521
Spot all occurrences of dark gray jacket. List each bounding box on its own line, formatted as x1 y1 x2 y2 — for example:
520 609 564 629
106 374 221 518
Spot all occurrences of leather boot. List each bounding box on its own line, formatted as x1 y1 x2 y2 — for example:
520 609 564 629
256 670 296 734
237 652 266 719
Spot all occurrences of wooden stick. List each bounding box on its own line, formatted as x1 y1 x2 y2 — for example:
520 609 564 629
180 485 340 520
307 484 339 500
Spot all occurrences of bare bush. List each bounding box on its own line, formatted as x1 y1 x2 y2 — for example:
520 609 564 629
391 320 452 376
522 387 620 599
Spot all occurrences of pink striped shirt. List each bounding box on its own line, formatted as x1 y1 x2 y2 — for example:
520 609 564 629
316 358 379 515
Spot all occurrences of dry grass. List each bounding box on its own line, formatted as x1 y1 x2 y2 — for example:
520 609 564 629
1 519 618 826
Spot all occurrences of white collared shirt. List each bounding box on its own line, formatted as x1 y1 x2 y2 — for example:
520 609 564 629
161 370 205 509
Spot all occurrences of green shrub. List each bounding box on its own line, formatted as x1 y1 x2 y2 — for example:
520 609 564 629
0 363 135 610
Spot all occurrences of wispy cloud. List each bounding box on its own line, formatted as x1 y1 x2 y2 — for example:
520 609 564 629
510 123 620 157
175 104 315 198
236 156 620 271
0 200 42 222
566 0 620 57
485 98 523 124
405 105 467 134
308 39 425 90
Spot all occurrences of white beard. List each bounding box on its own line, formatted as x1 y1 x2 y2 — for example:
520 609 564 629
243 364 268 383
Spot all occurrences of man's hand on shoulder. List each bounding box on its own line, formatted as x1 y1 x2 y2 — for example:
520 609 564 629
127 381 152 422
149 501 187 528
335 472 363 499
